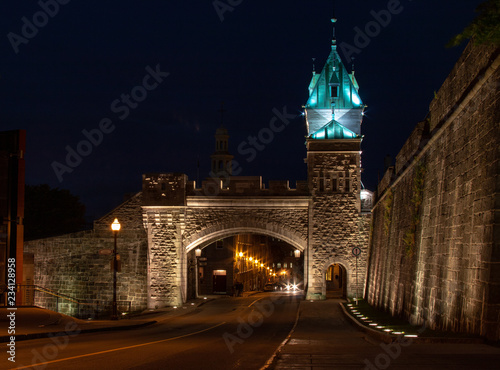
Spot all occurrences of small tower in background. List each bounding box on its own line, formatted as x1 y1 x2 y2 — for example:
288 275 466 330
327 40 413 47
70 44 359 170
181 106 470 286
210 104 233 184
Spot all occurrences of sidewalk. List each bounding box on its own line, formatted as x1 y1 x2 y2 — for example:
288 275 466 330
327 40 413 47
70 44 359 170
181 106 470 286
0 292 260 343
0 297 212 343
266 298 500 370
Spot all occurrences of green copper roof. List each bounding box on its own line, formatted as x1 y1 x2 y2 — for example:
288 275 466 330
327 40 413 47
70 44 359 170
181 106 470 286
310 119 359 140
306 49 362 110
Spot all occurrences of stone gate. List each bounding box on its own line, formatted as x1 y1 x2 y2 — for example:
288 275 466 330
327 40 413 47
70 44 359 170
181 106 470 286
142 173 371 308
24 16 372 313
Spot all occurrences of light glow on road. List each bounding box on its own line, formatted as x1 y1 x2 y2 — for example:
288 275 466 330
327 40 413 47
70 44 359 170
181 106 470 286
13 322 227 370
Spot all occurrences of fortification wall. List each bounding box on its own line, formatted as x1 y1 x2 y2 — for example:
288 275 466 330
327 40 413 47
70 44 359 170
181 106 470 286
366 42 499 340
24 193 148 316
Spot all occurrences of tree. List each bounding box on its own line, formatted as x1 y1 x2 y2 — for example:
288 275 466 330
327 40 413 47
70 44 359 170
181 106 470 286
24 184 86 240
447 0 500 47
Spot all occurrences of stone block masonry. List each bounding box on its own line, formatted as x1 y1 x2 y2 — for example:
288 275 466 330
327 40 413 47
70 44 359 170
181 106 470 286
24 193 148 316
306 139 370 299
366 42 500 341
142 179 311 308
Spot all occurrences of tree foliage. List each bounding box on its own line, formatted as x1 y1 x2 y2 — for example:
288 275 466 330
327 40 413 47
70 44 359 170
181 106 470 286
24 184 86 240
448 0 500 47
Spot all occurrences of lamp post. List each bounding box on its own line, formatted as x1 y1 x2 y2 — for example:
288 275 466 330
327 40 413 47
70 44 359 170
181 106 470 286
111 218 121 320
195 248 201 296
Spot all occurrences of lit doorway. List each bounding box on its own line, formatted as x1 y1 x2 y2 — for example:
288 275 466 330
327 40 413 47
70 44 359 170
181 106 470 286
213 270 227 294
325 264 346 298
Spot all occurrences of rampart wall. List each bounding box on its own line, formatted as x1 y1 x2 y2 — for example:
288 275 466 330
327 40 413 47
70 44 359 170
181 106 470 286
366 42 499 341
24 193 148 316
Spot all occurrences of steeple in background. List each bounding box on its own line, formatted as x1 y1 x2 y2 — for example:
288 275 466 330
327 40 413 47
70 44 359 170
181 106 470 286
210 103 233 182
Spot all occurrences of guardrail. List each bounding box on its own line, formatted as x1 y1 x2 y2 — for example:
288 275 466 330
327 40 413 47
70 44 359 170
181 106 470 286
1 284 131 319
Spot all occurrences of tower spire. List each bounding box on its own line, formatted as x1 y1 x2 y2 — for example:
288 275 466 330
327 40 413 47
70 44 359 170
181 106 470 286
331 1 337 50
211 104 233 184
304 5 364 139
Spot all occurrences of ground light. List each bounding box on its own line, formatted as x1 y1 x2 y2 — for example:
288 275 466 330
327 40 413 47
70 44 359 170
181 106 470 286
345 301 423 338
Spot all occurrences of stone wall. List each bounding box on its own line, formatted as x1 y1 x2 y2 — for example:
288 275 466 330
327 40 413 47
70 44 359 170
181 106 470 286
142 189 310 308
306 140 371 299
24 193 148 317
366 42 500 341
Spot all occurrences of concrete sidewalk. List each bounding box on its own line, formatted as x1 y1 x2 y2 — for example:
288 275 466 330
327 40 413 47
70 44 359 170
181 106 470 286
267 299 500 370
0 297 214 343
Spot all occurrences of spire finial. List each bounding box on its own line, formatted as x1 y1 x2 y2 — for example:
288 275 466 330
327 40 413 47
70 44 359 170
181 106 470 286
312 58 316 75
331 1 337 50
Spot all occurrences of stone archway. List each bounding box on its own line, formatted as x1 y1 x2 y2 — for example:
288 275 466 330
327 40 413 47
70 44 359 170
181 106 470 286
182 226 307 301
320 257 355 299
184 225 307 253
325 263 347 298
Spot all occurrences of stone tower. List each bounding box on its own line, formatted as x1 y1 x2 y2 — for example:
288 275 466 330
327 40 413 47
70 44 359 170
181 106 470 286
210 125 233 183
304 15 367 299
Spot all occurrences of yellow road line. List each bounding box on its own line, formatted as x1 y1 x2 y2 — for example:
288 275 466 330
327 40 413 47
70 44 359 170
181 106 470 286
14 322 226 369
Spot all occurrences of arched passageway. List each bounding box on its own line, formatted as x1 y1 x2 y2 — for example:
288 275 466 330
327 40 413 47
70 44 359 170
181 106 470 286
325 263 347 298
185 232 305 299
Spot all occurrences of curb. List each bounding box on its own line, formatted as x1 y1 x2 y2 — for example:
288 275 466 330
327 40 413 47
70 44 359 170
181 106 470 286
0 320 157 343
340 303 484 344
339 302 393 344
260 298 303 370
2 296 217 344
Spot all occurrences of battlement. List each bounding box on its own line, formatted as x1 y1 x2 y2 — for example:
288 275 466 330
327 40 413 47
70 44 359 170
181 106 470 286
188 176 309 196
142 174 309 204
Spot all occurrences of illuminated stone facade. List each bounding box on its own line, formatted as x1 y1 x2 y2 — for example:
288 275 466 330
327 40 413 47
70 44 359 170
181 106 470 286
366 42 500 341
24 193 148 314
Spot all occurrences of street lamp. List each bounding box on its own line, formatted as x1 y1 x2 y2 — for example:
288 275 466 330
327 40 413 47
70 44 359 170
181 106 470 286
111 218 121 320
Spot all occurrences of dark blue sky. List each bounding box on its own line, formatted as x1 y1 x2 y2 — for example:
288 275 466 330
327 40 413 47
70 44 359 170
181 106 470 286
0 0 483 220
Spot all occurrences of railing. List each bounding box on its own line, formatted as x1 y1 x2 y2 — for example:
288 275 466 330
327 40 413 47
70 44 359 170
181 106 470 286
2 285 131 319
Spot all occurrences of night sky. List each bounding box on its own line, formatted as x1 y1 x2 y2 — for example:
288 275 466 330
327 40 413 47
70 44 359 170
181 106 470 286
0 0 483 220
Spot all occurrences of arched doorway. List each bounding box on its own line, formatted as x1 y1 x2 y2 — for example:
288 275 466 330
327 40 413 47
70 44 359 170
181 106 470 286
325 263 346 298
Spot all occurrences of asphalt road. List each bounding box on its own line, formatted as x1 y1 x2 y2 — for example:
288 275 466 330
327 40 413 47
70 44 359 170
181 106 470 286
7 292 302 370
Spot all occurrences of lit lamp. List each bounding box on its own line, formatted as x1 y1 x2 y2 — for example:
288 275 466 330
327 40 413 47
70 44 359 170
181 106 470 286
238 252 243 258
294 250 301 258
195 248 202 257
111 218 121 320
